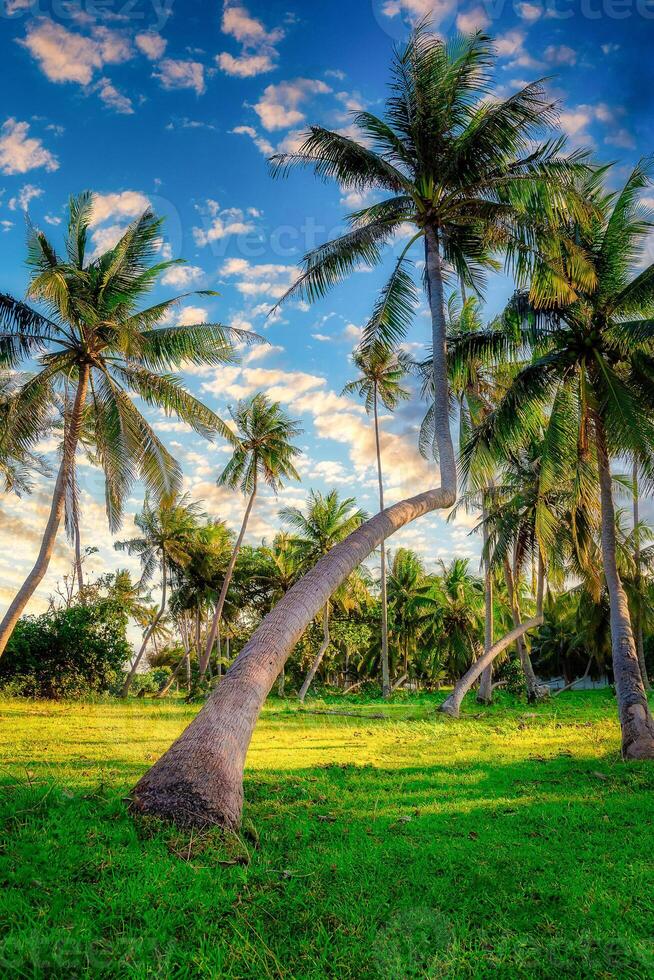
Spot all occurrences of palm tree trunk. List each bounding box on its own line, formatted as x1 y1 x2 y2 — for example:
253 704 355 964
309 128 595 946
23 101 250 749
157 653 186 698
441 557 545 717
596 422 654 758
73 498 84 595
503 557 543 701
130 224 457 830
632 461 650 690
440 617 544 718
0 364 90 659
200 480 257 679
121 559 167 698
477 496 494 704
373 384 390 698
298 603 330 702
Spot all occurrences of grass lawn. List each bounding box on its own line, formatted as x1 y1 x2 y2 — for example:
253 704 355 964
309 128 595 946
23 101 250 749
1 690 654 978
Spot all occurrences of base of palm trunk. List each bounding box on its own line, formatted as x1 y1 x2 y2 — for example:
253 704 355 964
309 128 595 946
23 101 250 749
131 769 243 830
527 684 550 703
439 698 459 718
621 702 654 760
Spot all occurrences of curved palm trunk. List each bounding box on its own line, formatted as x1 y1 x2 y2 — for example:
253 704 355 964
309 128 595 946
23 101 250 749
130 224 456 830
440 617 544 717
373 384 390 698
632 462 650 690
0 365 90 659
121 560 167 698
298 603 330 702
200 481 257 679
596 425 654 758
477 498 494 704
503 557 544 701
441 559 545 717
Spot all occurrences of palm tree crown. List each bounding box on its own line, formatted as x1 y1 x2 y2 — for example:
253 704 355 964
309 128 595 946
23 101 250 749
280 489 367 568
218 393 303 495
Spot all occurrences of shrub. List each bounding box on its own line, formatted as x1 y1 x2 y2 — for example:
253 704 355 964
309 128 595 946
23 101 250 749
0 599 131 699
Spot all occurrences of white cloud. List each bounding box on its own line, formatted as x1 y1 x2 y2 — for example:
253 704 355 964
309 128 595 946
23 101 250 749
232 124 274 156
380 0 457 29
515 1 543 20
312 333 331 342
0 118 58 175
21 18 132 86
544 44 577 66
97 77 133 114
193 201 255 247
495 29 542 69
8 182 43 211
254 78 331 131
135 32 167 60
154 59 205 96
1 220 14 232
44 214 61 225
217 2 284 77
243 343 283 364
456 5 490 31
90 190 150 226
220 258 297 299
177 305 208 326
559 102 632 149
161 264 204 286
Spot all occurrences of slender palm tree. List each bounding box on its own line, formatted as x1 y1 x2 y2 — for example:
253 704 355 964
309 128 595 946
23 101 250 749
115 494 204 696
467 163 654 756
631 463 651 689
130 27 589 830
342 343 410 696
387 547 431 682
0 192 254 658
200 394 302 678
280 489 367 700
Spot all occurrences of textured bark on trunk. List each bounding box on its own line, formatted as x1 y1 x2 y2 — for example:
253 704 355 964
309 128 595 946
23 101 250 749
0 364 89 659
440 616 544 718
477 498 494 704
200 482 257 679
632 462 650 690
596 425 654 759
130 224 457 829
298 603 330 702
121 559 167 698
373 384 391 698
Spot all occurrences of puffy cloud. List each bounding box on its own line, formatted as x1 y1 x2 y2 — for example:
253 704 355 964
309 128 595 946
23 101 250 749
154 58 205 95
177 305 208 326
380 0 457 29
90 190 150 226
456 5 490 31
8 182 43 211
0 118 58 174
253 78 331 131
135 32 167 60
544 44 577 66
21 18 132 86
220 257 297 298
231 124 274 156
193 201 255 247
161 264 204 286
217 2 284 77
96 77 133 114
495 29 542 69
515 1 543 20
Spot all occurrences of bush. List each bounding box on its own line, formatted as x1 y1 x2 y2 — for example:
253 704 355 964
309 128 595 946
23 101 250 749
0 599 131 699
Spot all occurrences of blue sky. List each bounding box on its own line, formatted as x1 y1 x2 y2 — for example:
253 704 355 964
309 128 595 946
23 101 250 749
1 0 652 616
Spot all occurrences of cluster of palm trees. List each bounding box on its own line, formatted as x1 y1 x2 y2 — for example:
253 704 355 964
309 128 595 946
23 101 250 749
3 24 654 830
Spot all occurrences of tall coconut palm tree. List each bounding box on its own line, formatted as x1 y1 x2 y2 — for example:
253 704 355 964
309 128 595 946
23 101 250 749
387 547 431 681
130 27 589 830
631 463 651 689
200 394 302 678
0 192 254 659
466 163 654 757
257 532 301 695
342 343 410 696
115 493 204 696
280 489 367 700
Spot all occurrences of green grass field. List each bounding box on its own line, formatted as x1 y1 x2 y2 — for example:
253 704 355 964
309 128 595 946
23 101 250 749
1 691 654 978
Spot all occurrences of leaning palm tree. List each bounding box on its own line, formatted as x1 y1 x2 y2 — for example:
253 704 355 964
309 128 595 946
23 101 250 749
199 394 302 679
0 192 255 658
130 27 589 829
465 163 654 757
342 343 410 696
280 489 367 700
114 494 205 696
